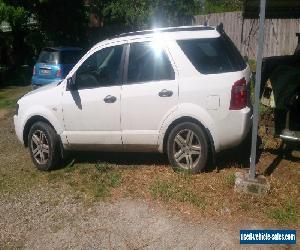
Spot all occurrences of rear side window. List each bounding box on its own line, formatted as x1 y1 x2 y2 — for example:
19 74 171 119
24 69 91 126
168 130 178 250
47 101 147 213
37 50 59 64
177 36 246 74
127 42 175 83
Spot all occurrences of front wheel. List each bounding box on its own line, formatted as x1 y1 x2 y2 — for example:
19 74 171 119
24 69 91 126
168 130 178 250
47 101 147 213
167 122 208 173
28 121 62 171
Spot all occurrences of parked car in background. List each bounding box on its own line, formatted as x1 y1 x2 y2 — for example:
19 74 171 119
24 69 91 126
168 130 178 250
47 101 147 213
15 25 251 173
32 47 83 89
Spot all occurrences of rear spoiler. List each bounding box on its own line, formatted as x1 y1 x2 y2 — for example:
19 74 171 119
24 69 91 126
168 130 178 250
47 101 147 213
216 23 224 34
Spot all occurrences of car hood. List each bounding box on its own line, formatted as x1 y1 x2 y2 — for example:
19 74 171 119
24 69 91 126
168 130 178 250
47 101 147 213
24 82 60 97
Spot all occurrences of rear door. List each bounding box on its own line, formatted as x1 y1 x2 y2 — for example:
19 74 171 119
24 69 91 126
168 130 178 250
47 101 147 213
121 40 178 148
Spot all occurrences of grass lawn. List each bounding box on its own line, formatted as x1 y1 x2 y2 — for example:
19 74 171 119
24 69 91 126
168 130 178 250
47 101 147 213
0 85 299 227
0 85 31 109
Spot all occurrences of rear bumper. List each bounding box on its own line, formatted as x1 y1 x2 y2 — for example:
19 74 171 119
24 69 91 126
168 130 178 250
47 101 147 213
217 107 252 151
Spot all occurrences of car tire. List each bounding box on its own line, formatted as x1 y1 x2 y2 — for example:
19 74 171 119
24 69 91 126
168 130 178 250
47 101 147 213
28 121 62 171
167 122 208 174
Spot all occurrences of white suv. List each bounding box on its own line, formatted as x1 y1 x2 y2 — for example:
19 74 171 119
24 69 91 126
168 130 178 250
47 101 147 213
14 25 251 173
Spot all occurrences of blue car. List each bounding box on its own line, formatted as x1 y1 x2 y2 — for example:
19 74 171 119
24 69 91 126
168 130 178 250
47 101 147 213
32 47 83 88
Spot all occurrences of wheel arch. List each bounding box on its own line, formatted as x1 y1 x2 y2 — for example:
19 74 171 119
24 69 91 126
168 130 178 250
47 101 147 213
23 115 56 147
162 116 216 165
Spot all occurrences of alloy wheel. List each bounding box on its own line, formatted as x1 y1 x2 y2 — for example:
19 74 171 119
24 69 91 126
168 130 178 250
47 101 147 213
173 129 202 169
31 130 49 164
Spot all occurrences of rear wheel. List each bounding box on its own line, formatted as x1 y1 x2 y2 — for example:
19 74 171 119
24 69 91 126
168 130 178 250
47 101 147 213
28 121 61 171
167 122 208 173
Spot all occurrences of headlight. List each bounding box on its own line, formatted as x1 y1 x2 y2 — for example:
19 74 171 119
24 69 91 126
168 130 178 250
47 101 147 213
15 103 19 115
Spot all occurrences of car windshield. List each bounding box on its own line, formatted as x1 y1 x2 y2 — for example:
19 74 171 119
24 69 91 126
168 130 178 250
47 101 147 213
37 50 59 64
37 49 82 65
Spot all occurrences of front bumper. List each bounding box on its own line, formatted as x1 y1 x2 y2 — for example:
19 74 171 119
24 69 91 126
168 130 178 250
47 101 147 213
14 115 24 145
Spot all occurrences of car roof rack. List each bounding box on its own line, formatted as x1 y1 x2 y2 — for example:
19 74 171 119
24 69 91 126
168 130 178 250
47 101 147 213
112 25 215 39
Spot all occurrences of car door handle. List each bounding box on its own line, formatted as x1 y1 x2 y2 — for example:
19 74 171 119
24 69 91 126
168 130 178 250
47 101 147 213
104 95 117 103
158 89 173 97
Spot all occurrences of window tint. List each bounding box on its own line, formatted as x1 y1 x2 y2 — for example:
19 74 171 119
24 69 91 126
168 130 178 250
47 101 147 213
38 50 59 64
75 45 123 89
127 42 175 83
60 50 83 64
177 36 246 74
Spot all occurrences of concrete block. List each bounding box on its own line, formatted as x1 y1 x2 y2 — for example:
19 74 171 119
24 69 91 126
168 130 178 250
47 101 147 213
234 172 270 196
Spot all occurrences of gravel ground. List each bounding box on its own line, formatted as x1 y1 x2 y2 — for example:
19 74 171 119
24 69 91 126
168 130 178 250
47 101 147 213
0 186 287 250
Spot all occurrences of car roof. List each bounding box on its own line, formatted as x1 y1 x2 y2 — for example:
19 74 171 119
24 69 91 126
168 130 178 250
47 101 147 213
114 25 215 38
92 25 221 49
43 47 82 52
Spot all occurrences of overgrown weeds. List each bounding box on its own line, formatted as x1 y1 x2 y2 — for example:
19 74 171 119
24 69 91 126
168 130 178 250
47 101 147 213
150 178 206 209
266 200 298 225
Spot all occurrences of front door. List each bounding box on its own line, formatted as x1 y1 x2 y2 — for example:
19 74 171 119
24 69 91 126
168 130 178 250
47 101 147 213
62 45 124 147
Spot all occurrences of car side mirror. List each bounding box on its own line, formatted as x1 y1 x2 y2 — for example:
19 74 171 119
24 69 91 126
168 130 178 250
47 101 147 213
66 77 76 91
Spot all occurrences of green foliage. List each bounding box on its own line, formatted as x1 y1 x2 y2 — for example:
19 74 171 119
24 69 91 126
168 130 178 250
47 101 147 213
225 172 236 187
204 0 243 14
0 1 29 30
0 84 31 109
45 162 122 199
267 201 298 225
90 0 201 31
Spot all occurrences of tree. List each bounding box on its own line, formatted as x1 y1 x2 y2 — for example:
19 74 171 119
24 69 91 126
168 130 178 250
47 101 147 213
84 0 201 45
89 0 201 31
0 0 30 67
204 0 243 14
4 0 88 45
1 0 89 66
33 0 88 46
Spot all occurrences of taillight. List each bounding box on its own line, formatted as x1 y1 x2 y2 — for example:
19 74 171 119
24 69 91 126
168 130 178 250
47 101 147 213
56 69 62 78
229 77 247 110
33 66 36 75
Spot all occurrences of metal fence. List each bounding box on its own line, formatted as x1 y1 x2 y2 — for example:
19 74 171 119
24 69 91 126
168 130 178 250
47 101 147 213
194 12 300 59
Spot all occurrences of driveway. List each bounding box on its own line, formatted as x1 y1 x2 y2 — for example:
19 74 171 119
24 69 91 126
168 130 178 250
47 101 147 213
0 187 283 250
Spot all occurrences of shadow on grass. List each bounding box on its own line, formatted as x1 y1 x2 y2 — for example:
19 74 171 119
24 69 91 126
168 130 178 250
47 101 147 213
67 151 169 169
263 141 300 176
211 134 263 172
63 140 258 173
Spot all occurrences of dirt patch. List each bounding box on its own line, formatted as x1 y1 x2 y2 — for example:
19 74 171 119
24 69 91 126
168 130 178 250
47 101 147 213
0 109 8 120
0 187 288 249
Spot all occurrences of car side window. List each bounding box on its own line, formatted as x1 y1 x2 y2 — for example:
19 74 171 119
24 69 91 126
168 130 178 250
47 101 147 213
127 42 175 84
75 45 123 89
